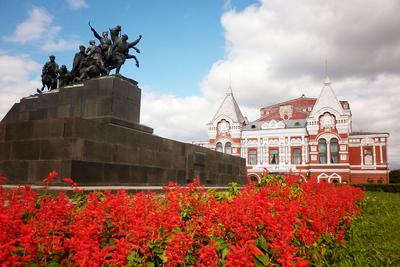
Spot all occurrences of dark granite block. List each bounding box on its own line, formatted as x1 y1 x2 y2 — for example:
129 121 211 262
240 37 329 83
1 161 29 182
32 119 65 139
83 99 97 117
129 165 148 185
0 124 5 141
39 139 72 160
113 145 139 164
19 97 37 111
96 98 113 117
0 143 10 160
38 92 58 109
18 111 30 121
145 167 164 185
5 121 34 140
57 104 72 117
10 140 41 160
71 160 104 183
104 163 129 184
176 170 186 184
27 160 63 183
82 140 115 162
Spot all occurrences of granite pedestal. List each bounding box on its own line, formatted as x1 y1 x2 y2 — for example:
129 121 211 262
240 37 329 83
0 76 246 186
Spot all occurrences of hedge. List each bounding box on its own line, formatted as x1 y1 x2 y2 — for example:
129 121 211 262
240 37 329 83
353 183 400 193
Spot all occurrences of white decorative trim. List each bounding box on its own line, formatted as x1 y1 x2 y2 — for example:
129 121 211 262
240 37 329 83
290 138 302 145
309 163 349 166
310 169 350 172
261 120 286 129
350 170 388 174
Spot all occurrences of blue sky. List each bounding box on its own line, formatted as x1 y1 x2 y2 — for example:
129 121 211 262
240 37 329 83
1 0 399 168
0 0 256 96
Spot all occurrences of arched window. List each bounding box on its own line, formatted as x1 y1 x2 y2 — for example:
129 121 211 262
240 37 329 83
216 142 223 152
330 138 339 163
319 139 327 164
225 142 232 154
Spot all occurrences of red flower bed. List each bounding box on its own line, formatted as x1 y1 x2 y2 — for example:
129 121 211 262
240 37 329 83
0 173 364 266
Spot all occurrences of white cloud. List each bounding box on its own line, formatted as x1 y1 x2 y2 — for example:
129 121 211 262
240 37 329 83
0 53 41 118
5 7 52 44
199 0 400 168
40 37 81 53
140 88 218 142
5 7 82 53
67 0 88 10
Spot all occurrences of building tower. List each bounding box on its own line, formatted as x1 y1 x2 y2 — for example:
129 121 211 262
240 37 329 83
207 88 247 156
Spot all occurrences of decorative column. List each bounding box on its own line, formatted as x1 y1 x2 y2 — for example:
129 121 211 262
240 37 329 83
327 140 331 164
373 144 376 166
360 144 364 166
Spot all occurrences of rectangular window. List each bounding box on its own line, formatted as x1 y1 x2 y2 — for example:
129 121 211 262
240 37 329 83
248 149 257 165
269 149 279 165
292 148 301 165
363 148 373 165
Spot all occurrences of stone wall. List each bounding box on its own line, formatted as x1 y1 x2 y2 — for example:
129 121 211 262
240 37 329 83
0 76 246 186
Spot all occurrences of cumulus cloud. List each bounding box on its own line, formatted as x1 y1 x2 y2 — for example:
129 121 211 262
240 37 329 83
0 53 41 118
141 88 218 142
5 7 52 44
4 7 81 52
67 0 88 10
199 0 400 167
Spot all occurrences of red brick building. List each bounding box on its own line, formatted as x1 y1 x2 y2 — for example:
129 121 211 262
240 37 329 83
198 77 389 184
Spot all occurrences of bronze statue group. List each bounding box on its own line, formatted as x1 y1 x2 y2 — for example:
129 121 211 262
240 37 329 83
38 23 141 94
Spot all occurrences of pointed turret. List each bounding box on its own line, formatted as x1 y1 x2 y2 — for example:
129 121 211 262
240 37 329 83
207 88 246 156
210 91 246 124
310 76 344 117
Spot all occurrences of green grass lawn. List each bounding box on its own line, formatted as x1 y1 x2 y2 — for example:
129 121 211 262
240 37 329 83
336 191 400 266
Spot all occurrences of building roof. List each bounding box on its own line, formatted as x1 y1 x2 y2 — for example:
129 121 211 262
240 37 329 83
310 77 344 116
258 94 349 121
260 96 317 111
210 91 246 124
243 119 307 131
349 132 389 136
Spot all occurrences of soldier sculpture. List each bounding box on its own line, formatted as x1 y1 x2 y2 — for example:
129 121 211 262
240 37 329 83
35 23 142 94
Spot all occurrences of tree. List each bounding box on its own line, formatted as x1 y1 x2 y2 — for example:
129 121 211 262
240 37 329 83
389 169 400 183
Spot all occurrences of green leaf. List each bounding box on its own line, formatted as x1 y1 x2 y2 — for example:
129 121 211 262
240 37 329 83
254 253 270 266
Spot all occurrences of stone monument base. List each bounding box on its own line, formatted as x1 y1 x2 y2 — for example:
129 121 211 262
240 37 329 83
0 76 246 186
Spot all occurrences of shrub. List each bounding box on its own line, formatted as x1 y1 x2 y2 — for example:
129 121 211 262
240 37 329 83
353 183 400 193
0 172 364 266
389 169 400 184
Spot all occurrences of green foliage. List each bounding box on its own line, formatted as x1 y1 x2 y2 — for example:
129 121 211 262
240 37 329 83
254 235 271 266
228 182 240 196
259 174 286 186
69 191 87 209
214 182 241 202
353 183 400 193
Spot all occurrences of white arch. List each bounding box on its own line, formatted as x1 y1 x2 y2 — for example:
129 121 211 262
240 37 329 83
298 174 308 183
317 173 329 183
212 115 234 127
247 173 261 183
317 132 341 142
313 107 342 120
329 173 342 183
